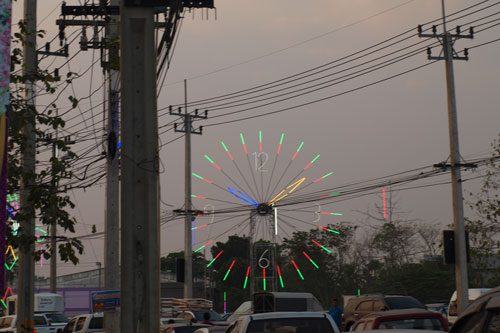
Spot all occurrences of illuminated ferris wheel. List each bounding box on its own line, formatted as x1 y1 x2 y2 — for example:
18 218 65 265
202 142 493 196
190 131 343 293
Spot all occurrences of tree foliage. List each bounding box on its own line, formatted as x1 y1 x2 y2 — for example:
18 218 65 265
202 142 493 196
7 21 83 266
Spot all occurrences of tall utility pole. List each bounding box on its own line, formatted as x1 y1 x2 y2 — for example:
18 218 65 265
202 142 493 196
170 83 208 298
418 0 473 315
18 0 37 331
104 0 120 331
120 1 159 332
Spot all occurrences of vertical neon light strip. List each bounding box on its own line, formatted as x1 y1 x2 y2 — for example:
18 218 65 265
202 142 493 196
240 133 248 155
304 154 320 170
243 266 251 288
207 250 223 267
195 240 214 253
318 226 340 234
263 268 266 291
302 251 319 269
221 141 234 160
312 240 332 253
313 172 334 183
259 130 263 153
277 133 284 155
224 292 227 314
358 289 361 296
223 260 236 281
192 173 213 184
277 265 284 288
291 260 304 280
383 187 387 219
274 207 278 236
204 155 222 171
291 142 304 160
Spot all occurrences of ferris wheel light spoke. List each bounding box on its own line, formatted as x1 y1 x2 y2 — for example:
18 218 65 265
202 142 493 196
207 250 224 267
223 260 236 281
243 266 251 289
204 155 222 171
259 130 263 153
318 226 340 234
221 141 234 160
263 268 266 290
191 195 207 199
195 240 214 253
313 172 334 183
240 133 248 155
228 187 258 207
320 211 343 216
312 240 332 253
302 251 319 269
304 154 320 171
277 265 285 288
291 260 305 280
291 142 304 161
277 133 285 155
320 192 341 198
192 172 213 184
192 224 208 230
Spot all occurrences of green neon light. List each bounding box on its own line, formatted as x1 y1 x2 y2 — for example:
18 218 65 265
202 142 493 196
279 133 284 145
358 289 361 296
224 292 226 301
240 133 245 145
311 154 320 164
0 300 6 309
221 141 229 152
7 194 12 202
263 278 266 291
207 258 217 267
259 130 262 142
297 269 304 280
204 155 214 164
328 192 340 196
297 142 304 152
328 212 343 216
194 245 205 253
243 277 249 289
323 172 334 179
310 260 319 269
5 258 18 270
192 173 203 180
279 276 284 288
223 270 231 281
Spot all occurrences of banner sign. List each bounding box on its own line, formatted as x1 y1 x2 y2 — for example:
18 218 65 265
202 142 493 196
91 290 120 312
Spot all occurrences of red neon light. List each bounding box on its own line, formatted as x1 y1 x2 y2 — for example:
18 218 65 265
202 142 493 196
313 177 322 183
3 287 13 301
312 240 323 247
302 251 313 261
277 144 282 155
226 150 234 161
203 178 213 184
259 142 262 153
245 266 251 277
243 144 248 155
277 265 282 277
212 162 222 171
303 162 313 170
228 260 236 271
291 260 299 270
291 151 299 160
263 268 266 279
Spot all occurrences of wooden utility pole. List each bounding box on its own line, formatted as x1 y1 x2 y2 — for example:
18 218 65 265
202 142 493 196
18 0 37 331
120 2 160 331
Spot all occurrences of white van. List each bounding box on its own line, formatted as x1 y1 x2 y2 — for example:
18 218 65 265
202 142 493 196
447 288 491 324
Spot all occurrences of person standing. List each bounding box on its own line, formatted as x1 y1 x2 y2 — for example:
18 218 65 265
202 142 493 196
329 298 343 328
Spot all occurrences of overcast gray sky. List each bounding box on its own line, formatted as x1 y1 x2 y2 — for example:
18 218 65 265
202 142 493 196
12 0 500 277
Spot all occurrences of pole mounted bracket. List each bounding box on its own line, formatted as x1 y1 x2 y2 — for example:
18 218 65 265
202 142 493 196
124 0 214 8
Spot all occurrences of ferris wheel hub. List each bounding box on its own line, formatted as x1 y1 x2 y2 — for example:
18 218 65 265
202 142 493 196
256 203 272 216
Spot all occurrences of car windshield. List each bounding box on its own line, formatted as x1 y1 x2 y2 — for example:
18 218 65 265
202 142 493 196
384 297 425 309
192 311 224 321
378 318 445 330
247 317 335 333
45 313 68 323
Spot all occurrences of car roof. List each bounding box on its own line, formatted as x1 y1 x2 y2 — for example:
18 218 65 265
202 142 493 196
456 286 500 318
360 308 443 319
248 312 329 320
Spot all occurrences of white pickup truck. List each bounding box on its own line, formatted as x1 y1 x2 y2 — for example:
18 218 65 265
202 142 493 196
0 314 66 333
61 313 103 333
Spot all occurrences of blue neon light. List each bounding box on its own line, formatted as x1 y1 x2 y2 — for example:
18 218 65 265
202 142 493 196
227 187 258 207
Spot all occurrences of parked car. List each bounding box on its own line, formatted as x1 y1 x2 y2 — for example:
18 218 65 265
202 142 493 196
425 303 448 317
176 310 227 326
349 309 449 331
161 323 210 333
450 286 500 332
342 294 426 331
446 288 491 325
62 313 103 333
225 312 340 333
193 326 228 333
0 315 16 333
161 317 189 326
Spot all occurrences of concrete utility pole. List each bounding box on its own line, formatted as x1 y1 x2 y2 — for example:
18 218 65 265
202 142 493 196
18 0 37 331
120 2 160 332
104 0 120 331
418 0 473 315
170 83 208 298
